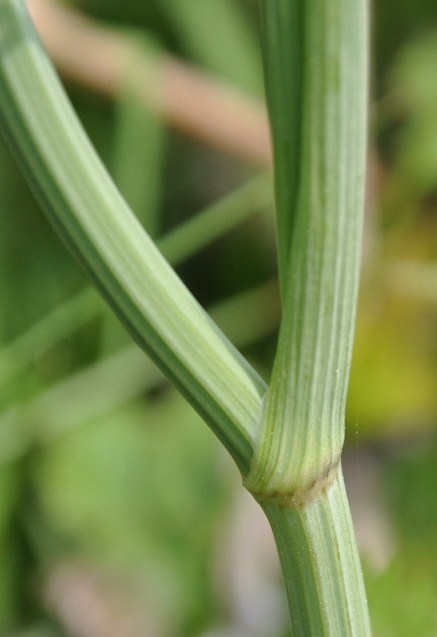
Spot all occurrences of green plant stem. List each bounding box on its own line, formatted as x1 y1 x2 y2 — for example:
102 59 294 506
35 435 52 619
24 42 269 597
246 1 371 634
0 0 265 473
248 0 369 500
262 470 370 636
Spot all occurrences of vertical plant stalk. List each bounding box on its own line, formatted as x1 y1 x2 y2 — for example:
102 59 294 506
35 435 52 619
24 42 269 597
263 471 369 636
249 0 368 495
245 1 371 634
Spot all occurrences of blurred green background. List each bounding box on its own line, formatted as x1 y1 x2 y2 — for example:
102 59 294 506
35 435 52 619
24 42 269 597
2 1 437 635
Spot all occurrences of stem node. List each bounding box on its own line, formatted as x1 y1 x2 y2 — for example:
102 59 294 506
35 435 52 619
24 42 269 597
246 454 341 509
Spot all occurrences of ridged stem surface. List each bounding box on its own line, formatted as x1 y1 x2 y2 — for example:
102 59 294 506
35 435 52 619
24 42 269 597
262 470 371 636
247 1 371 633
247 0 368 496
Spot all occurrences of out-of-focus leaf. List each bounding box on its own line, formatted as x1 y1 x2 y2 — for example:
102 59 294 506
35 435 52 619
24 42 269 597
158 0 262 94
365 555 437 637
33 392 233 630
0 463 22 629
365 438 437 637
389 32 437 194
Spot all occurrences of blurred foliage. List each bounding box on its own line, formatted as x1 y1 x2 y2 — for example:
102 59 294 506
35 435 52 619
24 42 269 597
32 396 228 635
1 0 437 635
